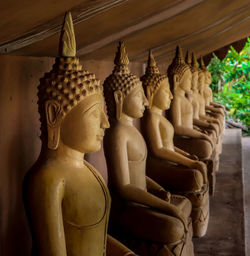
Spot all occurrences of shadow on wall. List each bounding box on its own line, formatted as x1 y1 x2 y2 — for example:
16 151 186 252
0 55 53 256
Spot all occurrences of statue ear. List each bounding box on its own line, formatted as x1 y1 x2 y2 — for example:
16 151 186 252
146 86 154 109
45 100 62 150
114 90 124 120
173 74 179 92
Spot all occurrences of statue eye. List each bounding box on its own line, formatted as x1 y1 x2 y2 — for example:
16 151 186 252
91 108 100 118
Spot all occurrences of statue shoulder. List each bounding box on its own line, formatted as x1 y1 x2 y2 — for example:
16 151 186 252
24 161 66 193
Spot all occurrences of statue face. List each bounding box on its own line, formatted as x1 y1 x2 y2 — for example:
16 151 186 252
191 72 198 91
152 78 173 110
179 69 192 93
123 84 148 118
60 94 110 153
205 71 212 85
198 73 205 92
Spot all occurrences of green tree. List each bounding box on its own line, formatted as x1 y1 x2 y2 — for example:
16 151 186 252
207 38 250 135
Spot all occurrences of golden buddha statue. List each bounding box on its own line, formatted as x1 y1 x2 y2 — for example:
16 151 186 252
23 13 135 256
185 52 220 142
167 46 219 194
200 57 225 130
141 50 209 237
103 42 194 256
167 46 216 158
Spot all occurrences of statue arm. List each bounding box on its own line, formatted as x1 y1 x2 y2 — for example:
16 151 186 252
106 235 137 256
205 105 224 115
193 118 219 137
211 101 226 110
170 98 214 147
26 176 67 255
110 136 188 230
199 114 222 132
147 116 200 168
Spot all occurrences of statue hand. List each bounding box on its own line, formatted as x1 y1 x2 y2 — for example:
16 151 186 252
189 154 199 160
154 189 171 202
191 161 208 184
201 134 214 148
166 206 188 232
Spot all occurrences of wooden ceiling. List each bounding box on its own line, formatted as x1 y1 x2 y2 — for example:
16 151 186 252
0 0 249 64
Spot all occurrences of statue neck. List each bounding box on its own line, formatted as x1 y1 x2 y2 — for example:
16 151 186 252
149 106 163 115
119 113 134 126
175 87 185 96
40 142 85 168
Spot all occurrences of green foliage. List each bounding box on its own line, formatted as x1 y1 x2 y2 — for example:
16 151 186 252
207 38 250 135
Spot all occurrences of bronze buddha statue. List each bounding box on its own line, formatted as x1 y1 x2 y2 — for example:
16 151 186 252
141 50 209 237
103 42 194 256
23 13 135 256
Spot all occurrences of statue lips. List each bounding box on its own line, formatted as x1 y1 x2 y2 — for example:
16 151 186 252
96 131 105 141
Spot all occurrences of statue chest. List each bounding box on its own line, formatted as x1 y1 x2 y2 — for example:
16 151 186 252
127 127 147 162
197 95 206 114
180 97 193 118
160 117 174 144
62 164 110 228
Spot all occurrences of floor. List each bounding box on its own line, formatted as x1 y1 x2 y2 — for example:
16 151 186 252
243 137 250 256
193 129 245 256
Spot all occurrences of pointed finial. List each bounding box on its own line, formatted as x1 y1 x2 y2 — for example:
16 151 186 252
114 41 129 66
146 49 160 74
175 45 184 64
200 56 206 70
192 53 199 68
59 12 76 57
185 50 192 65
148 49 156 67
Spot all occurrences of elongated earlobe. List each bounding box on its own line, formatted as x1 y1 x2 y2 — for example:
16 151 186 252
146 86 154 109
45 100 62 150
173 74 179 93
114 90 124 120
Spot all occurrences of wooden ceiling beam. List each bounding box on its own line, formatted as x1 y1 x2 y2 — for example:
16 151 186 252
130 3 250 62
76 0 204 56
0 0 127 54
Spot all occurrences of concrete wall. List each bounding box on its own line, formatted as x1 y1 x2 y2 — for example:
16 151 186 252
0 55 144 256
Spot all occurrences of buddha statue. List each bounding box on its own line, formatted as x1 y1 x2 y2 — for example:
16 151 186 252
140 50 209 237
185 52 219 139
167 46 217 194
200 57 225 130
23 13 135 256
167 46 216 159
196 59 222 136
103 42 194 256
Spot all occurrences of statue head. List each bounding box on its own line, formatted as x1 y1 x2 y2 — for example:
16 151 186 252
198 57 206 93
103 41 148 120
200 57 212 86
38 13 109 152
167 45 192 94
188 52 199 91
141 50 172 110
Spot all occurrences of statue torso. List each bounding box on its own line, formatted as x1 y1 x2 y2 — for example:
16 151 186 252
191 91 200 119
106 121 147 191
25 159 110 256
204 86 212 106
145 111 175 151
175 93 193 128
197 93 206 115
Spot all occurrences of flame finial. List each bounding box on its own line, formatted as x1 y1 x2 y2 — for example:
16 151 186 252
185 50 192 66
199 56 206 70
114 41 129 66
59 12 76 57
145 50 160 74
192 53 199 68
